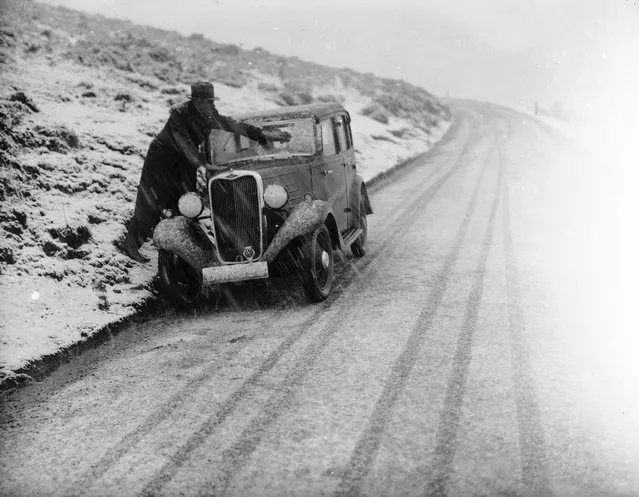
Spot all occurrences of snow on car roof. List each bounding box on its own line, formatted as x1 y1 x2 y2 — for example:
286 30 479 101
236 102 347 122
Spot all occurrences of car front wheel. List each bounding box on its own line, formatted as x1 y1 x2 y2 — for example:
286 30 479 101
157 249 202 309
301 224 334 302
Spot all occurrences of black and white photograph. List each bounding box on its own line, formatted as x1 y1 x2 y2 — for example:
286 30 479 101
1 0 638 495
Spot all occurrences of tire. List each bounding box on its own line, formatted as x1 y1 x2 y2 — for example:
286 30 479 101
351 197 368 258
157 249 202 309
300 224 334 302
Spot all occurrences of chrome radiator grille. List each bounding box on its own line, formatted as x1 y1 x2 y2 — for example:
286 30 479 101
209 175 262 262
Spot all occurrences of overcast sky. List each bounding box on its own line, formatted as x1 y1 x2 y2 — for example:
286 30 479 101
40 0 639 115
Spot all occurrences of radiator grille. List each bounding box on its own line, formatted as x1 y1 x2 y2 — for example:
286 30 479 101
210 176 262 262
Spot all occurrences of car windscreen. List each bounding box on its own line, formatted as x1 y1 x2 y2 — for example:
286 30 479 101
211 117 316 166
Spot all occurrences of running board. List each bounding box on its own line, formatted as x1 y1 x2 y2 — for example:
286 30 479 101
342 228 363 247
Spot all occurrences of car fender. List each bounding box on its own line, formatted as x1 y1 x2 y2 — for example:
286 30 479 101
263 200 341 263
153 217 217 271
351 176 373 216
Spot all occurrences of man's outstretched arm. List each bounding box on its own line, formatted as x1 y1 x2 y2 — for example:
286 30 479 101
216 114 291 144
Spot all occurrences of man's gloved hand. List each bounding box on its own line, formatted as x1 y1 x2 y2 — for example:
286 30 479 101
196 166 208 195
197 164 227 194
262 129 292 143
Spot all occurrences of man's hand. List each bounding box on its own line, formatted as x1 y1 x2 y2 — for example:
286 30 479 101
196 166 208 194
262 129 292 143
197 164 227 194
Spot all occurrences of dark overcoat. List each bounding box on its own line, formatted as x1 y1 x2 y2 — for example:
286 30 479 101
128 101 267 244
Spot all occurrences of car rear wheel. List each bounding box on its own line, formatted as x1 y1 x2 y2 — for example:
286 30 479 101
157 249 202 309
301 224 334 302
351 197 368 258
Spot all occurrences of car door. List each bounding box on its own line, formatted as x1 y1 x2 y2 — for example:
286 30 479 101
335 114 357 227
312 116 348 231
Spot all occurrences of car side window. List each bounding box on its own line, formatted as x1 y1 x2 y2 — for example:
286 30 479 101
321 119 337 156
345 119 353 149
336 116 349 151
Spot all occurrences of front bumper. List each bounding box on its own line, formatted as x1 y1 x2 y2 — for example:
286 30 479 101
202 261 269 286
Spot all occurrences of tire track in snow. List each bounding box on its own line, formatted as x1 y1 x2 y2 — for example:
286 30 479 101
501 145 552 496
65 304 295 495
333 117 484 293
424 144 503 497
333 138 497 497
463 110 551 493
137 116 485 497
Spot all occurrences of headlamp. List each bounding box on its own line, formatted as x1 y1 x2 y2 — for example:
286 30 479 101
178 192 204 218
263 183 288 209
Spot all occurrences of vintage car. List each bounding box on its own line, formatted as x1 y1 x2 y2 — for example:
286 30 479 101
153 102 372 308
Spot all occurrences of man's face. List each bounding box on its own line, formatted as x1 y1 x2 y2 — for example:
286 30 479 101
194 98 216 119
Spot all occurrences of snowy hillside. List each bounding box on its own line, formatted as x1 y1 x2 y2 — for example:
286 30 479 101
0 0 451 387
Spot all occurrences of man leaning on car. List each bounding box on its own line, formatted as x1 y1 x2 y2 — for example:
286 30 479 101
122 81 291 263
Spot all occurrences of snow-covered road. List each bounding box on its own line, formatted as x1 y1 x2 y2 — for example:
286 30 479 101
1 101 637 496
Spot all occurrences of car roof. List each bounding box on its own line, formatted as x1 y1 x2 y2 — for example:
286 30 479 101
236 102 348 122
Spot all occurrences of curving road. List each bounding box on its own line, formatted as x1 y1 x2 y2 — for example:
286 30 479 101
1 101 638 497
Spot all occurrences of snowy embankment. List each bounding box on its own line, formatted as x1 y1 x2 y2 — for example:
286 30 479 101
0 53 450 390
